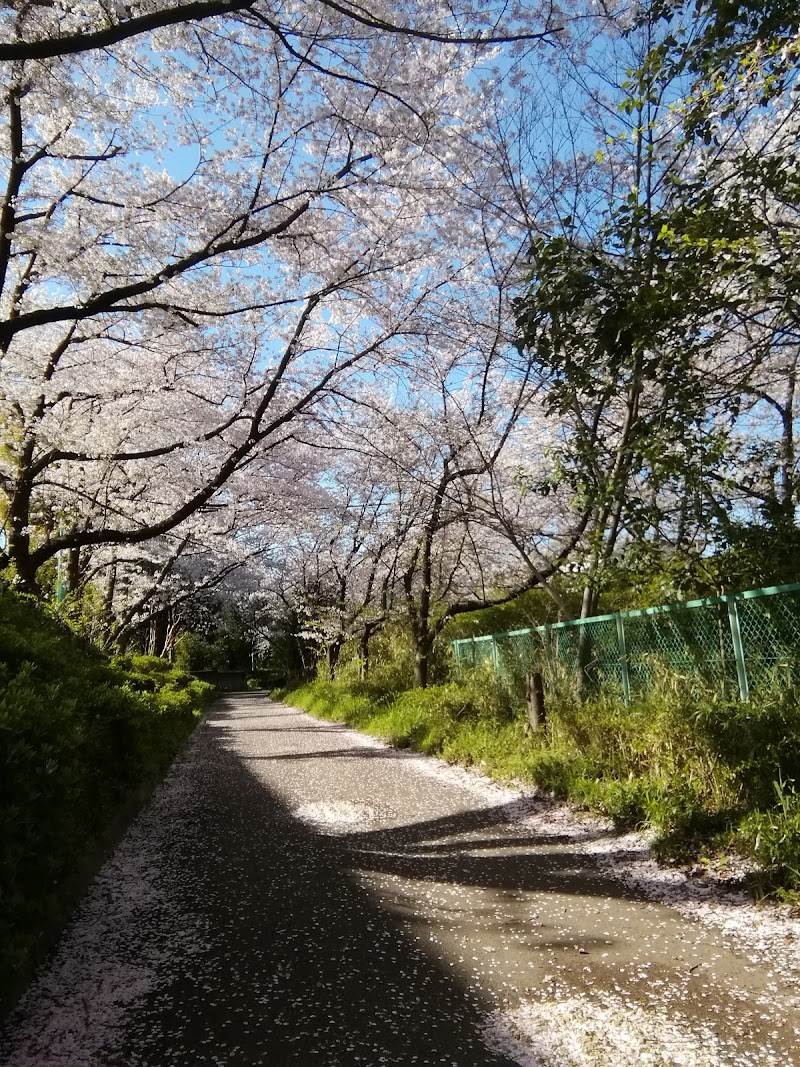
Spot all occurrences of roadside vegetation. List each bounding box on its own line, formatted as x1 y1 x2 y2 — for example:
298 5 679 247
0 586 214 1011
278 636 800 903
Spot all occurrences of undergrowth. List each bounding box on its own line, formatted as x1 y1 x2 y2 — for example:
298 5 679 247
0 588 214 1009
279 661 800 901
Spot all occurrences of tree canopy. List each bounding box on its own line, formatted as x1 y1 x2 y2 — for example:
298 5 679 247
1 0 798 681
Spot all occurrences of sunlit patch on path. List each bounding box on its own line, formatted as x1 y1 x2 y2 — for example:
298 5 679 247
484 994 738 1067
294 800 381 831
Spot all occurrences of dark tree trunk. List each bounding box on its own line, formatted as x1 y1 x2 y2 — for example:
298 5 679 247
525 671 546 731
413 629 434 689
778 368 796 519
66 546 81 593
100 562 117 642
7 458 37 591
327 637 343 681
115 628 132 654
409 551 434 689
358 630 370 680
413 652 429 689
148 610 168 657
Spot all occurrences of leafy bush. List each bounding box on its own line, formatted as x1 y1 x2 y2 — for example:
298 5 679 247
0 587 213 1008
173 610 253 672
174 631 226 672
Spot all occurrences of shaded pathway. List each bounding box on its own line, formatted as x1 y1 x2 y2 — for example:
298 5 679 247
2 695 799 1065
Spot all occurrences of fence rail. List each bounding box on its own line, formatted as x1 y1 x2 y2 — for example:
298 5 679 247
451 582 800 703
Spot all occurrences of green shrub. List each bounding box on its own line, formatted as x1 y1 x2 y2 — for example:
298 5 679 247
0 587 214 1007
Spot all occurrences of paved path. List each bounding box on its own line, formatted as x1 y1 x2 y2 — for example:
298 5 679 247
2 695 799 1065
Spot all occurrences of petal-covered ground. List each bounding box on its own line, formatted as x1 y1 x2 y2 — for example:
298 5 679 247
2 694 799 1066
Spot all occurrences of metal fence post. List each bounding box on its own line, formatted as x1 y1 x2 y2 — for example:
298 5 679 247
615 613 631 706
491 635 500 674
726 596 750 702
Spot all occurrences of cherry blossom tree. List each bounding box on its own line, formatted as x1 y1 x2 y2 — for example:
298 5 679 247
313 316 589 685
0 0 561 63
0 0 566 591
272 479 401 679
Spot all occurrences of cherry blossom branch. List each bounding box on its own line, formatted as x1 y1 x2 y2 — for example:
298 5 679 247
0 0 560 64
0 0 259 61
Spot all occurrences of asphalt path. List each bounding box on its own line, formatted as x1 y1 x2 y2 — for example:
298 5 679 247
2 694 799 1065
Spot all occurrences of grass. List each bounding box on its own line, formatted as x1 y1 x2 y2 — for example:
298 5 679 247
737 777 800 900
278 663 800 901
0 588 215 1010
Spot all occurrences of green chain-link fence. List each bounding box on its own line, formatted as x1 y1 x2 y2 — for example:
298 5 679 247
451 582 800 703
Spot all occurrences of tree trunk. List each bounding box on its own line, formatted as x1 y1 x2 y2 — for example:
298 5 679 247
115 628 132 655
577 583 598 699
148 610 168 657
6 461 37 591
525 671 546 731
779 367 796 519
327 637 343 681
358 629 370 680
409 559 435 689
413 651 429 689
163 610 179 661
413 630 434 688
579 580 599 621
9 538 37 590
99 562 117 645
66 546 81 593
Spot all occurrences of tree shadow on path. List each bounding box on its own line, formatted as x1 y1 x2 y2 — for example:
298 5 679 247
335 804 634 902
109 721 521 1067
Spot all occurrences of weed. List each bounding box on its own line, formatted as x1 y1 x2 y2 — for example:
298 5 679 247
738 777 800 897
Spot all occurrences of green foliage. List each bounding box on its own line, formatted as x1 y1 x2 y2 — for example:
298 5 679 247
440 587 572 641
0 586 213 1006
325 625 417 693
110 653 213 715
711 520 800 593
511 0 800 604
174 608 253 673
259 608 318 685
515 215 732 542
48 581 110 645
590 544 722 609
738 778 800 897
174 631 229 672
650 0 800 136
287 672 532 771
528 683 800 872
